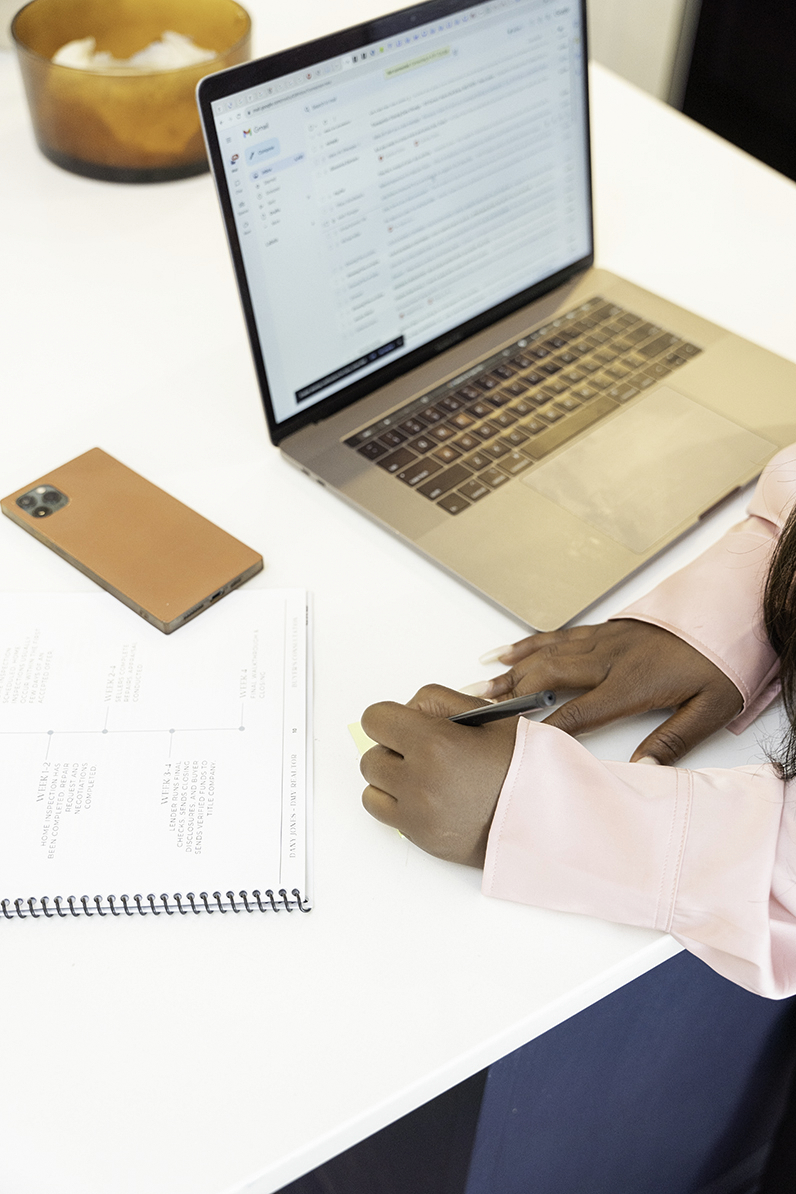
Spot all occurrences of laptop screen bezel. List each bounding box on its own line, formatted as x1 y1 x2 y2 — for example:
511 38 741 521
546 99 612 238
198 0 594 447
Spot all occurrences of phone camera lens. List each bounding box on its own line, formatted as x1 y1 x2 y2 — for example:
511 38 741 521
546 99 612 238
17 494 35 510
41 490 62 505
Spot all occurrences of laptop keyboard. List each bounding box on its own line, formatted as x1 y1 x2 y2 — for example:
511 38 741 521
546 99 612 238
344 297 702 515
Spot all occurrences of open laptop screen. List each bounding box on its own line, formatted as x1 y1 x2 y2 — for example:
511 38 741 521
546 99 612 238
200 0 591 441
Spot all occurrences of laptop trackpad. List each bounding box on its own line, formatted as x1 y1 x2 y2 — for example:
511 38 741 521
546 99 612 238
522 387 775 554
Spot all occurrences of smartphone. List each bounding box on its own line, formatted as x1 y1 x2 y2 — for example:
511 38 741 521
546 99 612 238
1 448 264 634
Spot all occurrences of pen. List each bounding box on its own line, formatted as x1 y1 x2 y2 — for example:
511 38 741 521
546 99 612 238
449 690 556 726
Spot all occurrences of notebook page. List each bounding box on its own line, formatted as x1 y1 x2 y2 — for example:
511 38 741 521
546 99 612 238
0 589 309 908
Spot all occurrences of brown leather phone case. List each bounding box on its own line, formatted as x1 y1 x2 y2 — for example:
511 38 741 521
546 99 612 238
0 448 263 633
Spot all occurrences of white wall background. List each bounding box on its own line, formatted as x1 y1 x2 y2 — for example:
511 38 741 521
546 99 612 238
588 0 690 101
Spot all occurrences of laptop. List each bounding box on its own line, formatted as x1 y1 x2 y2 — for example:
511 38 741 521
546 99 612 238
197 0 796 631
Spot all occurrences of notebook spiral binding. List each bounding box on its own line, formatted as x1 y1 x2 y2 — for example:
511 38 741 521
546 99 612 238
0 889 311 919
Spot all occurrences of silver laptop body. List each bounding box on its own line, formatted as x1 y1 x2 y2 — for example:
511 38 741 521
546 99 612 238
199 0 796 630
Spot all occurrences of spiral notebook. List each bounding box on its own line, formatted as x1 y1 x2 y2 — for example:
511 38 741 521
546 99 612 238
0 588 312 919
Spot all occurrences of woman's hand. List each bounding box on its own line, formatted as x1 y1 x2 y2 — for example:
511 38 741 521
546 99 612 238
360 684 518 868
470 620 743 765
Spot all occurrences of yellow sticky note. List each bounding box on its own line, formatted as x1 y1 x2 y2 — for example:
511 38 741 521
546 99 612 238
348 722 377 755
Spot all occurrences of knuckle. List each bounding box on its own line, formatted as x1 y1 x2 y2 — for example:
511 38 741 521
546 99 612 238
649 728 687 763
547 701 583 735
503 668 523 698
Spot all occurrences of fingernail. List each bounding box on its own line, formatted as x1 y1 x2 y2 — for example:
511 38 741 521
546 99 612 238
478 645 512 665
460 681 493 698
637 756 661 766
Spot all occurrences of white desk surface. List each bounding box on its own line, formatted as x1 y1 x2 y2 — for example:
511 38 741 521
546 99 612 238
2 4 796 1190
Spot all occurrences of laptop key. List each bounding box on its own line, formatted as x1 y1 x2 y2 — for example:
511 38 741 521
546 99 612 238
380 428 407 448
454 432 480 452
484 439 511 459
465 450 492 471
471 421 499 440
422 406 445 424
587 374 613 390
500 452 533 476
537 405 565 424
429 423 457 442
624 321 660 344
378 446 418 473
493 409 518 428
397 458 443 487
437 492 470 515
522 395 617 460
458 479 491 502
406 434 435 454
638 332 680 358
417 463 473 500
523 371 547 387
433 444 461 464
398 416 428 436
479 467 511 489
506 426 530 445
605 382 639 403
644 361 673 380
451 411 475 429
630 373 657 389
523 417 548 435
358 441 390 461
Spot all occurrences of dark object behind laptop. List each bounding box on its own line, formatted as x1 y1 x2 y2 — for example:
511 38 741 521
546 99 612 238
682 0 796 183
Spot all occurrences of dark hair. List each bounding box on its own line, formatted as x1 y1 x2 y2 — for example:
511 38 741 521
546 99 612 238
764 503 796 780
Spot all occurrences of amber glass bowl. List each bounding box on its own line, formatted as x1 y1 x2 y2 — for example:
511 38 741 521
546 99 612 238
12 0 251 182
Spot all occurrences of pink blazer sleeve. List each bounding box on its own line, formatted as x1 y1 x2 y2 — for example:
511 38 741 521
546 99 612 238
483 718 796 998
484 449 796 997
611 446 796 732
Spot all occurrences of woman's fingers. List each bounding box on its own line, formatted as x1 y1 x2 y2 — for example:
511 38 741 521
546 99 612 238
470 649 608 701
361 782 399 826
630 687 744 765
406 683 490 719
478 626 598 667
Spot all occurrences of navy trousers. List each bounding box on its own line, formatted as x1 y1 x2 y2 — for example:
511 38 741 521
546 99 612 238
280 951 796 1194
